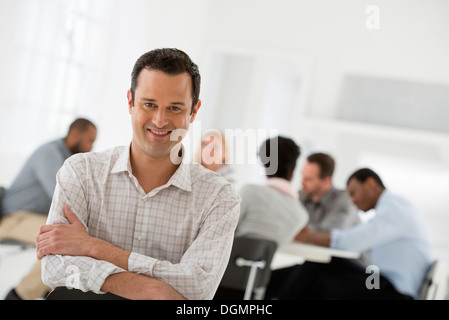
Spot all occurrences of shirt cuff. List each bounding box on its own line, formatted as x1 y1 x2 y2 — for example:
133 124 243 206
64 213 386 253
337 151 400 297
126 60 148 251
330 228 341 249
128 252 157 276
87 260 126 294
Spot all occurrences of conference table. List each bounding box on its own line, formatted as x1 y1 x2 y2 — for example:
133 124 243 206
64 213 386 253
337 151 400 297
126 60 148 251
271 241 360 269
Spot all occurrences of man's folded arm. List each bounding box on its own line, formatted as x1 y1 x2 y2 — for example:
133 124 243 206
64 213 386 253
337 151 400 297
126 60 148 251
41 254 126 294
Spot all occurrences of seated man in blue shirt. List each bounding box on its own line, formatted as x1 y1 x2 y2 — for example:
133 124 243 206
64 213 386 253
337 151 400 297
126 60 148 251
265 168 433 300
1 117 97 300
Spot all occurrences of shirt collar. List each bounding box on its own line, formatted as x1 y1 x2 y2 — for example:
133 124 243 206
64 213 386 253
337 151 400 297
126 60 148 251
111 146 131 174
111 145 192 192
375 189 389 209
319 187 336 204
265 177 299 200
301 187 336 206
167 159 192 192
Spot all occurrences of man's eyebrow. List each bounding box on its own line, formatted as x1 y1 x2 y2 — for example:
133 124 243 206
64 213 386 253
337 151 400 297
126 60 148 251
140 98 186 106
171 102 186 106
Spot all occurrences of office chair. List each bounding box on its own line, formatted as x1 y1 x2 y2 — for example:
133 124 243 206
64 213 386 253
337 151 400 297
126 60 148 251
214 236 277 300
0 186 5 220
418 260 448 300
46 287 127 300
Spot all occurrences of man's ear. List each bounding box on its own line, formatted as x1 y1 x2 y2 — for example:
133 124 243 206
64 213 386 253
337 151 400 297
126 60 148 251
189 99 201 123
127 90 133 115
323 176 332 188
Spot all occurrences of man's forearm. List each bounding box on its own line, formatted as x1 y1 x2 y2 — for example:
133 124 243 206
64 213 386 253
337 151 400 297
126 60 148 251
101 272 185 300
295 227 331 247
308 231 331 247
88 237 130 270
80 236 185 299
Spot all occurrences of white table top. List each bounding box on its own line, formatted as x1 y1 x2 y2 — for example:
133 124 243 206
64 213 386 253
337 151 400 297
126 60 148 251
271 241 360 269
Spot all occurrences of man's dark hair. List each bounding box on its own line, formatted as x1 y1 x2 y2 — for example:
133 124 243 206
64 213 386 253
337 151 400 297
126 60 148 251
346 168 386 189
67 118 96 135
258 136 301 180
307 152 335 179
130 48 201 114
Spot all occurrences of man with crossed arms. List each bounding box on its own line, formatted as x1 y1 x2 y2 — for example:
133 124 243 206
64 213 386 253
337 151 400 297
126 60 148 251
36 48 241 300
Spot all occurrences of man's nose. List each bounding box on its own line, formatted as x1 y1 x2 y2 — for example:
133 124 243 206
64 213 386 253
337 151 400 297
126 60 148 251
152 109 168 127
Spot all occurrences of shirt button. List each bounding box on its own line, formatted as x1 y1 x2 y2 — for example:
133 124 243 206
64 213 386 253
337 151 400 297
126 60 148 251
137 235 142 241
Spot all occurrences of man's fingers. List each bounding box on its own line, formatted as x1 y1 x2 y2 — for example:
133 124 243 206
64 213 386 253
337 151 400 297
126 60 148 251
64 205 80 224
36 235 56 260
38 224 55 235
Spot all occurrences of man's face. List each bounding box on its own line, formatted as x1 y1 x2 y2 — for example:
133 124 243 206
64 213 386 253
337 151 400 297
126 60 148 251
301 161 324 197
71 125 97 154
346 178 372 212
128 69 200 160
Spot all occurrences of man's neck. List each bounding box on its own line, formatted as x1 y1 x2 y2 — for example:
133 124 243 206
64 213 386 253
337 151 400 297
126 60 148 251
130 148 179 194
310 185 332 203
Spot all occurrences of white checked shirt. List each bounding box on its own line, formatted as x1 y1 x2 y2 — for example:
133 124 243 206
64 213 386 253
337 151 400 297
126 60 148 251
41 146 241 300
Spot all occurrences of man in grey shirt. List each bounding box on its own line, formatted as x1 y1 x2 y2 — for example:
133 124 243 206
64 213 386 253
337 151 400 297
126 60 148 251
294 152 369 265
298 152 360 231
1 117 97 300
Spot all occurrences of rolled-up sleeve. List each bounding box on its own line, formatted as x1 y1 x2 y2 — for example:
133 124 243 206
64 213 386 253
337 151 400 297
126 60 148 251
42 255 125 293
41 157 125 293
330 210 398 253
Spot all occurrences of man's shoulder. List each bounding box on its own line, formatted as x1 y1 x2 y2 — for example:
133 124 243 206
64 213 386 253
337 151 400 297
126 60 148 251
189 163 230 186
378 190 416 212
239 183 268 195
238 184 279 203
31 138 63 155
189 163 240 198
327 187 352 202
66 146 126 167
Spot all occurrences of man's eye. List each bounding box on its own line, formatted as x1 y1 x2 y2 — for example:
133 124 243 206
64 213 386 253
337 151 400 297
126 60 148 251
169 106 181 112
145 103 157 108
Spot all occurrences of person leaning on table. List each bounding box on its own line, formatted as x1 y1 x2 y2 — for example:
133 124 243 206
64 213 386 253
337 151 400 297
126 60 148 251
296 152 370 266
36 48 241 300
265 168 433 300
1 117 97 300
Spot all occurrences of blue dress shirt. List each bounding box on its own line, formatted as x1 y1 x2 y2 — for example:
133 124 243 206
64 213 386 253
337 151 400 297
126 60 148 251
2 138 72 216
331 189 433 299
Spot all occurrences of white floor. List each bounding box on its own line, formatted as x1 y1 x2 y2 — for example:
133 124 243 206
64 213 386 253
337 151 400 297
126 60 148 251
0 243 39 299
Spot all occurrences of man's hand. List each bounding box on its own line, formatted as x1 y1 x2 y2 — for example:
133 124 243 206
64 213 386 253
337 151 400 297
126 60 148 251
294 225 331 247
294 225 311 242
36 205 94 259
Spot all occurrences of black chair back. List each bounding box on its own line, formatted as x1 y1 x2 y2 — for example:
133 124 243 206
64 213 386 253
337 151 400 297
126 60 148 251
418 260 439 300
46 287 127 300
214 236 277 300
